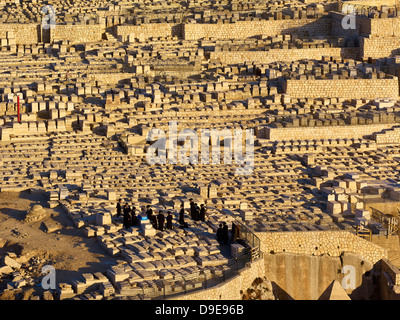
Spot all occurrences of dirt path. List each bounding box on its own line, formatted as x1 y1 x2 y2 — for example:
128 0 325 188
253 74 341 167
0 190 118 286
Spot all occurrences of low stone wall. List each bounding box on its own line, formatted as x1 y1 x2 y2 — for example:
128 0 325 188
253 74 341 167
256 230 388 264
50 24 104 44
116 23 182 41
0 23 40 44
369 17 400 37
85 72 135 85
343 0 397 6
374 126 400 144
171 258 265 300
210 47 359 65
183 18 331 40
372 235 400 264
285 77 399 99
364 199 400 216
360 36 400 59
263 122 398 141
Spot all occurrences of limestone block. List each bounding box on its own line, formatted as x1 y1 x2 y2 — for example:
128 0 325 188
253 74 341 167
107 190 116 201
58 283 75 300
100 281 115 297
96 212 112 226
326 201 341 214
107 268 129 284
355 209 371 220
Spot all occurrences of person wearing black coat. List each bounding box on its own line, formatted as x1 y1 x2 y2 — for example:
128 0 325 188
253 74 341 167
193 203 200 221
131 210 138 227
166 211 173 230
199 204 206 222
189 199 195 219
116 199 122 217
157 211 165 231
151 215 158 230
146 205 153 220
178 204 185 225
123 209 132 228
123 204 130 216
222 222 229 244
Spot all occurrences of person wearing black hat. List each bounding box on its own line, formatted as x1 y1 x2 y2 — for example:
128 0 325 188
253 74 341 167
123 206 132 228
189 198 195 219
166 211 173 230
199 204 206 222
151 214 158 230
131 210 138 227
157 210 165 231
116 199 122 217
222 222 229 244
146 205 153 220
130 206 136 226
179 204 185 225
123 203 130 217
193 203 200 221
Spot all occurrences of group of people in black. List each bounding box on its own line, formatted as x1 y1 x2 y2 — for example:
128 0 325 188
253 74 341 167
117 198 231 245
116 199 139 228
216 222 229 244
117 199 229 244
117 199 175 231
116 198 208 231
146 205 174 231
189 199 207 222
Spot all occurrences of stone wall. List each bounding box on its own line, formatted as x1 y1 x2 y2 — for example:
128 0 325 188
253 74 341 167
370 18 400 37
116 23 182 41
360 36 400 58
330 13 400 38
263 122 398 141
264 251 374 300
284 77 399 99
330 12 372 38
372 235 400 264
50 24 104 44
256 230 388 264
364 199 400 216
210 47 359 65
343 0 397 6
85 72 135 85
0 23 40 44
173 231 388 300
171 258 265 300
183 18 331 40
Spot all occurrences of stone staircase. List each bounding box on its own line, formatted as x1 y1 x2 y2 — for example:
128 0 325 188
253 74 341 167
104 31 118 42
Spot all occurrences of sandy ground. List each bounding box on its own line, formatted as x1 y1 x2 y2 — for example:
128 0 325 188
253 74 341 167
0 190 118 289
